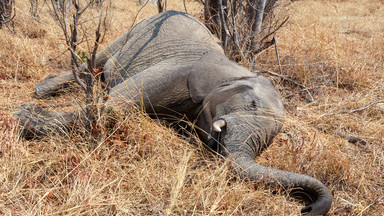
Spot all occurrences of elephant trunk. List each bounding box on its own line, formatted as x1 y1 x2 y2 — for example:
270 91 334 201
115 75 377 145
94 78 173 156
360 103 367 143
232 155 332 215
219 113 331 215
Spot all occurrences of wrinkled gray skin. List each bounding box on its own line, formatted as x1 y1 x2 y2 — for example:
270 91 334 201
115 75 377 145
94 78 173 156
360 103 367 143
14 11 331 215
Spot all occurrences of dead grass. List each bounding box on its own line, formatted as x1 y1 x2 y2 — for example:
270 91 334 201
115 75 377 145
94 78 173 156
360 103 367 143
1 0 383 215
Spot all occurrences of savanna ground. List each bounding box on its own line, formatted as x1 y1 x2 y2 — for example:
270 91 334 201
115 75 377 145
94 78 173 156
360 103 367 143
0 0 383 215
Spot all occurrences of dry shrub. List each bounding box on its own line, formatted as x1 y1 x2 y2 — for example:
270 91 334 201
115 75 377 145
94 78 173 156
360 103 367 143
202 0 290 68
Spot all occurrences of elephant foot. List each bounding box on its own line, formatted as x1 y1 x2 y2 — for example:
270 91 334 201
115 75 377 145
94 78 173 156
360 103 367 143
13 103 69 139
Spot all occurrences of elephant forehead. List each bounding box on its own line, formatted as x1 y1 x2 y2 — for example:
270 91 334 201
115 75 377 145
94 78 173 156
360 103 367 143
246 77 284 112
207 84 253 104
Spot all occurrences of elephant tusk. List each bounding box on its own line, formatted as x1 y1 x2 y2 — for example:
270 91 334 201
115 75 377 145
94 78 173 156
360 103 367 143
213 119 226 132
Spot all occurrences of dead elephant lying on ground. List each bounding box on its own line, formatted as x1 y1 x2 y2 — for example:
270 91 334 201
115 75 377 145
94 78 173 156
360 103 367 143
14 11 332 215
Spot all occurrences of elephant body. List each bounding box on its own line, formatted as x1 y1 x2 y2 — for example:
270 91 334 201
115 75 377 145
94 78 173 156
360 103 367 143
15 11 332 215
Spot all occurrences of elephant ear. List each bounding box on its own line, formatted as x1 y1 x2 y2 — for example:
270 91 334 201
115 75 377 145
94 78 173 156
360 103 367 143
188 51 251 103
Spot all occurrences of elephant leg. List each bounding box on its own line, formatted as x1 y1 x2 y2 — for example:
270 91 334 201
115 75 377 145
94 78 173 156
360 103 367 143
34 71 75 98
16 72 139 139
14 103 76 139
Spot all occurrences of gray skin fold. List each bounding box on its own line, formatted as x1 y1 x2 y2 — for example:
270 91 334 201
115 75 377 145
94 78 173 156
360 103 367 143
14 11 332 215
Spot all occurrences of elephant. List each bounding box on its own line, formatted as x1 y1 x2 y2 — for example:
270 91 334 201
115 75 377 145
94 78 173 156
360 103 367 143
14 11 332 215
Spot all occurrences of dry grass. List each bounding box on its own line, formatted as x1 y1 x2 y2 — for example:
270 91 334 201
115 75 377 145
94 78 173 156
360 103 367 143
1 0 383 215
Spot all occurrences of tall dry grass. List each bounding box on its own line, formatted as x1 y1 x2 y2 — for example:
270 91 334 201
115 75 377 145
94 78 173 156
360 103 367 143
0 0 383 215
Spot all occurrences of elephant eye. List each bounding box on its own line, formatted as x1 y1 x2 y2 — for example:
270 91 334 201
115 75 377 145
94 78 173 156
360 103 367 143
244 100 258 111
251 100 257 108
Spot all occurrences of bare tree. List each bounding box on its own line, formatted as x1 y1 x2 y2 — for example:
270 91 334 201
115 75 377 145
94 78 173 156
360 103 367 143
203 0 289 69
0 0 15 31
49 0 108 133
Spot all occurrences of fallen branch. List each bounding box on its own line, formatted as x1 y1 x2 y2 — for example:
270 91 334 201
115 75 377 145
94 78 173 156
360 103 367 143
316 127 367 146
339 100 384 114
336 132 367 145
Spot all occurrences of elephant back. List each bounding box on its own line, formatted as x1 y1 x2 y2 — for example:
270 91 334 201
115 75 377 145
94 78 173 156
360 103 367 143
106 11 224 85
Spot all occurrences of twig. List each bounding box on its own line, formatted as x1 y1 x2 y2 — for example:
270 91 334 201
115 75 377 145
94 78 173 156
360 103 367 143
339 100 384 114
274 34 283 75
73 69 87 90
256 69 314 102
72 2 83 89
258 16 289 48
183 0 188 13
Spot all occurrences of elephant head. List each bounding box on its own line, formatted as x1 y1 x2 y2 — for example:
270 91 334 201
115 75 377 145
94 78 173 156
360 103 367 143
193 76 332 215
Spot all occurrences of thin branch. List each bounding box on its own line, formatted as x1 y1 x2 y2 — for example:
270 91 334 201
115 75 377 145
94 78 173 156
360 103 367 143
73 69 87 90
256 69 302 87
78 1 94 15
183 0 188 13
91 11 103 65
258 16 289 46
339 100 384 114
256 69 314 102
